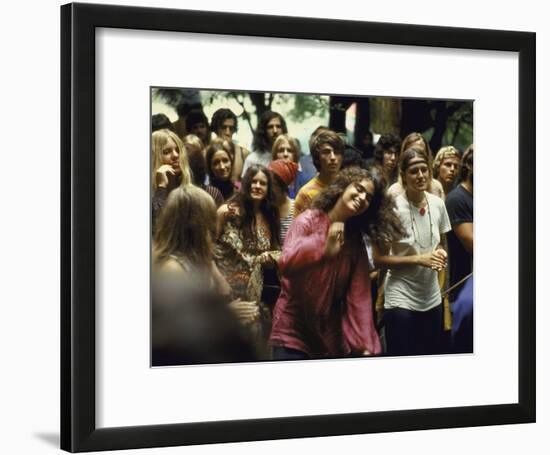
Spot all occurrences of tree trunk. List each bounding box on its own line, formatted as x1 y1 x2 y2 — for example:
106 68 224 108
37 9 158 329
353 97 371 156
328 96 352 133
371 98 401 136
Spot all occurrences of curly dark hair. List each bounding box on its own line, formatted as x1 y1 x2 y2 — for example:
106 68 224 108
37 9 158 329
374 133 401 163
252 111 288 152
226 165 281 249
312 167 404 247
210 108 238 134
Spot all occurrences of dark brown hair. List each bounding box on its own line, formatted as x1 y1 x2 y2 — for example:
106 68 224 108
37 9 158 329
312 167 404 247
225 165 281 249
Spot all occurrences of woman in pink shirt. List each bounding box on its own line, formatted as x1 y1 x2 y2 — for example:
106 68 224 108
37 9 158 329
270 167 403 360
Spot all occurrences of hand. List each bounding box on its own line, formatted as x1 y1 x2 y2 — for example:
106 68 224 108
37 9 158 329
225 201 240 218
258 251 276 267
362 349 372 356
324 222 345 258
228 299 259 325
155 164 178 188
418 249 447 271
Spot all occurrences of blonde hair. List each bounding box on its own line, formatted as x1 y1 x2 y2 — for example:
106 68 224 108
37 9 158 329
182 134 204 155
271 134 301 162
433 146 461 178
152 185 217 269
151 129 192 190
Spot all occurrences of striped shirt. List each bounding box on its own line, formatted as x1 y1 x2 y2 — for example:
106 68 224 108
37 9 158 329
280 199 295 245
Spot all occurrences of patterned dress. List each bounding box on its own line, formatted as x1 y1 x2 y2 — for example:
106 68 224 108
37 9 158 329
216 217 281 358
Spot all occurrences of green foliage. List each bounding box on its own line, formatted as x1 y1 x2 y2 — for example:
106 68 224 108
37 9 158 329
287 94 329 121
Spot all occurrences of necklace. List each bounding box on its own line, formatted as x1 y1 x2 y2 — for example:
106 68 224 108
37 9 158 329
407 193 433 249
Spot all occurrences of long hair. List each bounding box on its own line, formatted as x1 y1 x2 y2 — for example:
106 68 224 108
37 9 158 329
151 129 192 190
312 167 404 247
183 134 206 185
226 165 280 249
401 132 433 160
374 132 401 183
152 185 217 269
271 134 301 162
205 138 235 181
252 111 288 152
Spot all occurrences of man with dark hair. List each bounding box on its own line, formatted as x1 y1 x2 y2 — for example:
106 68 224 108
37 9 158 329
185 109 211 145
294 129 344 216
373 132 401 185
445 144 473 304
242 111 287 176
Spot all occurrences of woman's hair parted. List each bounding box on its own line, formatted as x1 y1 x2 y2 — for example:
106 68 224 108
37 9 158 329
271 134 301 162
225 165 281 249
153 185 217 268
312 166 404 247
204 138 235 180
151 129 192 190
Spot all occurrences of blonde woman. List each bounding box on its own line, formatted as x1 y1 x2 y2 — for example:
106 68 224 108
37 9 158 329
151 128 192 229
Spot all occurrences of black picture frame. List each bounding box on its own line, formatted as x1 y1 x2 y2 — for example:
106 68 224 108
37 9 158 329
61 2 536 452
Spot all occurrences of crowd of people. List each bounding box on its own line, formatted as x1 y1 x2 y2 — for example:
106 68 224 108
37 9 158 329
150 103 474 365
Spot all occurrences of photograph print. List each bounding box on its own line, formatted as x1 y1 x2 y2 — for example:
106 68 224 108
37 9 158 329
150 87 474 366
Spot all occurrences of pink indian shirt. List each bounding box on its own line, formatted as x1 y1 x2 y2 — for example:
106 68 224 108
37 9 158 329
270 209 381 357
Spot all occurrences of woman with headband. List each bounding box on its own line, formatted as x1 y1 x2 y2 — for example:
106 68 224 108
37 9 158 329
373 147 451 357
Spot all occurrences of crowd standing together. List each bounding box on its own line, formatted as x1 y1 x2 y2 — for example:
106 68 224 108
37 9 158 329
151 103 474 365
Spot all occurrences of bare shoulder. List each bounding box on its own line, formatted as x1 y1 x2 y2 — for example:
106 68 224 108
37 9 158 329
158 258 185 274
217 203 230 216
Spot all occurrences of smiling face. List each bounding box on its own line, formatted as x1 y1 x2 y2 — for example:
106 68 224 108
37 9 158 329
439 156 460 184
161 137 180 172
216 118 236 141
318 143 343 176
210 150 232 181
339 178 374 217
403 156 430 193
249 170 269 202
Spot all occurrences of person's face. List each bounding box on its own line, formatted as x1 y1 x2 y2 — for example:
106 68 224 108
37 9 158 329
439 156 460 184
404 156 430 193
266 117 283 143
382 148 398 173
318 143 343 175
217 118 236 141
340 179 374 217
275 139 295 162
210 150 232 181
249 171 269 202
161 138 180 171
191 122 209 142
